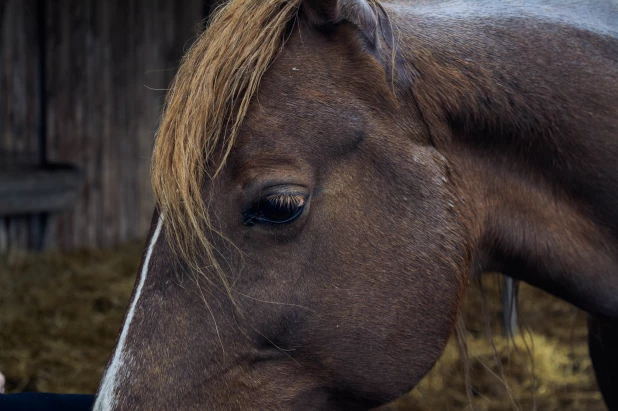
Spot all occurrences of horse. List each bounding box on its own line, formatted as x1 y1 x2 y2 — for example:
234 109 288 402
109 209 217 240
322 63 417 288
93 0 618 409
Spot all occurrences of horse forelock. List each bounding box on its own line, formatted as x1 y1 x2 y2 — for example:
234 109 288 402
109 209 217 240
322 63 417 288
151 0 305 292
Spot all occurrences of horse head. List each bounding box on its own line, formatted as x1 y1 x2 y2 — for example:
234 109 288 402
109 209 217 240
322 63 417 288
95 0 618 409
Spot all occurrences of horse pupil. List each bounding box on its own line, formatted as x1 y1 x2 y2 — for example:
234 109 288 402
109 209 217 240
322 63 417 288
261 198 296 221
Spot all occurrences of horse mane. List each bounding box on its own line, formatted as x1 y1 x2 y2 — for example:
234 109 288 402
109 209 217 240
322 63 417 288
151 0 307 289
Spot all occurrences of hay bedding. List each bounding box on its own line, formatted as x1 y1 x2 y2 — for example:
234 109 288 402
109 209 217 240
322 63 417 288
0 245 604 410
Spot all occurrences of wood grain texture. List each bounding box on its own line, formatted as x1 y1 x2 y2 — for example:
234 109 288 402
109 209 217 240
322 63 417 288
1 0 206 251
1 0 42 252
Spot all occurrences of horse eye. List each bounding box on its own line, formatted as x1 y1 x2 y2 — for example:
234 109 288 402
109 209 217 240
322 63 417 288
243 193 307 226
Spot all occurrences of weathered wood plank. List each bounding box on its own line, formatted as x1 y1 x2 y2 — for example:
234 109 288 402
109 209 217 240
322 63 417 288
0 166 81 215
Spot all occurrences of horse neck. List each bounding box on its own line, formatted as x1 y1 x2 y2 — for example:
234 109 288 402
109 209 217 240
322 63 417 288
390 3 618 319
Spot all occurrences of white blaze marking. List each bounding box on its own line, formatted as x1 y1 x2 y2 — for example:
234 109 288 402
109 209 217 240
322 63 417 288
93 216 164 410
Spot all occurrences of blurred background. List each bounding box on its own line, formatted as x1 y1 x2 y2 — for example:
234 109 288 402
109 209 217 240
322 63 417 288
1 0 221 252
0 1 605 409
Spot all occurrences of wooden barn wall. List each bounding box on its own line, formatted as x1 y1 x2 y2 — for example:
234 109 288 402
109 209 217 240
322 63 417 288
1 0 205 251
0 0 39 166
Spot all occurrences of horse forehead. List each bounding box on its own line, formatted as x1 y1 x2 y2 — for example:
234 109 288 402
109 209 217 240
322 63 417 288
236 88 367 168
253 37 366 113
234 28 382 161
236 84 367 164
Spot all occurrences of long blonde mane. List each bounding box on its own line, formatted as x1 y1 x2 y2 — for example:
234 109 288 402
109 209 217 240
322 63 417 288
151 0 305 290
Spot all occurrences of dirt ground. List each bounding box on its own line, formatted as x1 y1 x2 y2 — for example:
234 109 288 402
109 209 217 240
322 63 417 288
0 244 604 410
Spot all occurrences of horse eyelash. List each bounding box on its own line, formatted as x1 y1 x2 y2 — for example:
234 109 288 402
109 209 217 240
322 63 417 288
262 193 306 209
